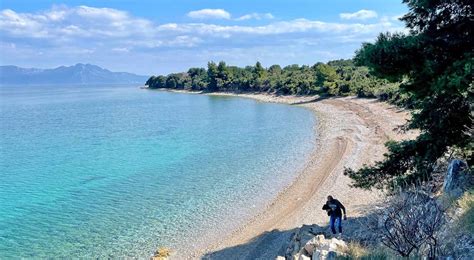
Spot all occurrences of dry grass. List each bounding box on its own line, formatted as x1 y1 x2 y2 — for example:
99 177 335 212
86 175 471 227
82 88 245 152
338 242 395 260
457 188 474 233
341 242 368 258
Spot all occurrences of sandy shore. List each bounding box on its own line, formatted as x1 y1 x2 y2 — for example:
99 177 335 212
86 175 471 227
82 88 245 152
153 90 416 259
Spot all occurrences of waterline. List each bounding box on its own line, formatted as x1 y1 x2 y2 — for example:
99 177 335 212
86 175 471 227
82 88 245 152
0 85 316 257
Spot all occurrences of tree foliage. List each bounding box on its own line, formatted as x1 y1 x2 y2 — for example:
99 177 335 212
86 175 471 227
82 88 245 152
346 0 473 190
145 59 399 100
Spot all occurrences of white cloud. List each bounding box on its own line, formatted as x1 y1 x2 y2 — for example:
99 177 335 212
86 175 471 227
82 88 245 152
44 7 67 21
186 9 274 21
75 5 128 20
167 35 202 47
156 18 402 36
235 13 274 21
112 47 129 52
0 5 404 53
0 6 399 44
340 9 378 20
0 9 45 37
187 9 231 19
0 5 405 74
0 6 155 39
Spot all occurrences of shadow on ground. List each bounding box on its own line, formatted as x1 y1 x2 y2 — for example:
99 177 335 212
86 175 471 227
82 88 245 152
202 213 379 260
202 228 298 260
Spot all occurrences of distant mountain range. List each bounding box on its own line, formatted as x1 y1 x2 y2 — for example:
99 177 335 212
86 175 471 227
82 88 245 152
0 64 149 85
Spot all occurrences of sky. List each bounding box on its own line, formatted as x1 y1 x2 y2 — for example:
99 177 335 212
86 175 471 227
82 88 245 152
0 0 408 75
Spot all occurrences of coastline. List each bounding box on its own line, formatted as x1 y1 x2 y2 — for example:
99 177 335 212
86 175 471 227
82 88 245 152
148 89 416 259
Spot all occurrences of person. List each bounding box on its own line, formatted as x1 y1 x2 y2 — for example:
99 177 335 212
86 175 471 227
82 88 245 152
322 195 346 236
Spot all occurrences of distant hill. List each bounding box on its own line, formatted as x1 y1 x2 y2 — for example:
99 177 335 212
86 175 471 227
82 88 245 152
0 64 149 85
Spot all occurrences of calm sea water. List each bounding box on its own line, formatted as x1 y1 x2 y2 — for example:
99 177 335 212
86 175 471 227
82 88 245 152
0 85 316 258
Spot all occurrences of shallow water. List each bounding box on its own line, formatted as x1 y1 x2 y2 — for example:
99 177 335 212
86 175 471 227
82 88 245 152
0 85 316 257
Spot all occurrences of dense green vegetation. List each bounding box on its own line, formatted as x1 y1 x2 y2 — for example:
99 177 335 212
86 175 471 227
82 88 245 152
146 59 407 104
345 0 473 190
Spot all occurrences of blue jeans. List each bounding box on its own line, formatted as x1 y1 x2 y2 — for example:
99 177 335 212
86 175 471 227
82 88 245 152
329 215 342 234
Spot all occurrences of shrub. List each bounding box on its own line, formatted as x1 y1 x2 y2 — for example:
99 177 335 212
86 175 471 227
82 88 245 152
379 190 446 258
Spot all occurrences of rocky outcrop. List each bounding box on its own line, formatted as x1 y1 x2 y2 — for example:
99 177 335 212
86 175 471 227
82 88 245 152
443 159 470 197
283 225 322 258
277 225 349 260
305 235 347 259
295 234 347 260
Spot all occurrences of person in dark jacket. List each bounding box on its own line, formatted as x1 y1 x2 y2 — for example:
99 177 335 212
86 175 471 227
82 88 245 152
322 195 346 236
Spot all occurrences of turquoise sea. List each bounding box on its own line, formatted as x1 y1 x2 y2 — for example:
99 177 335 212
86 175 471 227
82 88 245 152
0 85 316 258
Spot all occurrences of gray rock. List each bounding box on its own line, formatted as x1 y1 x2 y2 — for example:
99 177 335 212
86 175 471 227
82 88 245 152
298 254 311 260
443 159 468 197
284 226 349 260
311 250 320 260
304 235 326 255
326 251 337 260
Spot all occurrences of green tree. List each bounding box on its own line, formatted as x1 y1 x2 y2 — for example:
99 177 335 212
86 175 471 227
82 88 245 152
165 74 181 89
145 75 167 88
145 76 156 87
156 76 167 88
345 0 473 190
268 64 282 75
188 67 206 82
314 63 339 95
217 61 230 90
187 67 207 90
252 61 267 90
254 61 266 78
207 61 218 91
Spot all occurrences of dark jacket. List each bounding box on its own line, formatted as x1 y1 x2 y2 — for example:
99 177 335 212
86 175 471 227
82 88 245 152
322 199 346 217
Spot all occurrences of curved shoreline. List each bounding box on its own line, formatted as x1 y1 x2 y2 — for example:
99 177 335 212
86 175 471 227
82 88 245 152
151 90 415 259
201 93 415 259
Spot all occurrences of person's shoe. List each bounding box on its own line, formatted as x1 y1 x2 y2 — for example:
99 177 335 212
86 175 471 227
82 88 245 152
337 233 342 239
